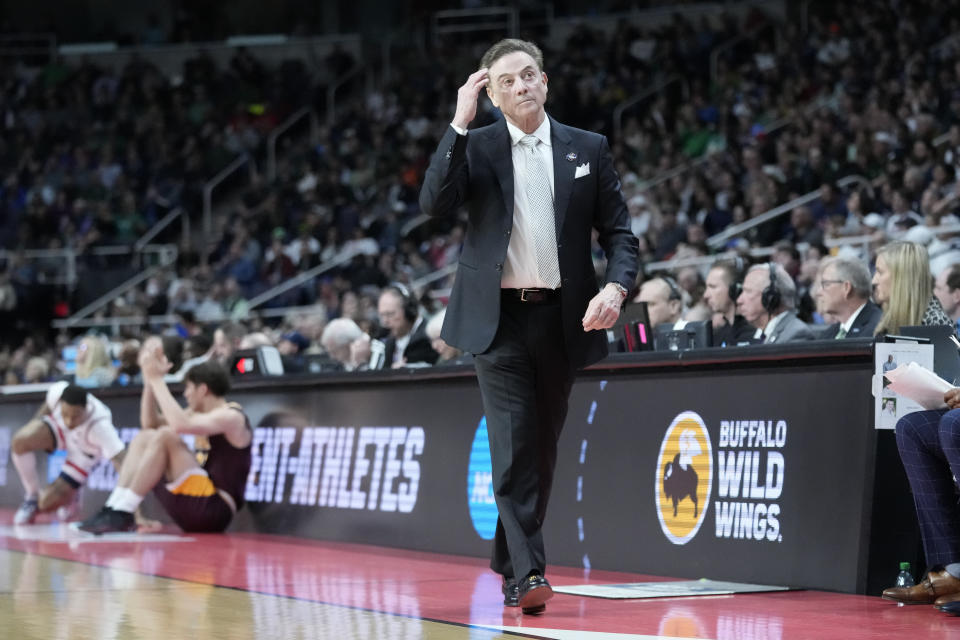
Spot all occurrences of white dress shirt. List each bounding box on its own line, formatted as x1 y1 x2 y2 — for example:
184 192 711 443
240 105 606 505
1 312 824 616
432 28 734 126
501 118 558 289
449 119 559 290
838 302 867 336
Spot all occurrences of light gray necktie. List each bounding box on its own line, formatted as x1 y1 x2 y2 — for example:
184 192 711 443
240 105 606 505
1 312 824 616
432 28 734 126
835 327 847 339
518 135 561 289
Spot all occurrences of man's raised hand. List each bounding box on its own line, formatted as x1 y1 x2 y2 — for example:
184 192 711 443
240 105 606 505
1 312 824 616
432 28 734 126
452 68 489 131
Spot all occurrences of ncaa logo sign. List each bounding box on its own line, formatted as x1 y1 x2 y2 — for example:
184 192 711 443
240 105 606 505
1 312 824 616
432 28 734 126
655 411 713 545
467 417 498 540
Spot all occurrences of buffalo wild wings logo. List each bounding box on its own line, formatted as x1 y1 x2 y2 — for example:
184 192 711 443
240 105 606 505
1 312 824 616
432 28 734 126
655 411 713 545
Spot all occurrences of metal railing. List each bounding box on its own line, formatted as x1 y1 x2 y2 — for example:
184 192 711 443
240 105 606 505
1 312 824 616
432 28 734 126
0 244 175 287
707 175 870 250
0 33 56 62
431 7 518 48
612 75 686 143
326 63 363 127
59 245 178 327
643 246 776 276
134 207 188 253
823 222 960 256
50 302 328 333
246 247 361 310
410 263 458 291
400 214 432 238
267 107 318 181
202 153 254 240
51 261 462 334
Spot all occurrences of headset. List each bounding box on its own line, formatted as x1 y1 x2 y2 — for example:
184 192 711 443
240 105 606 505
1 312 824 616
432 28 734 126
661 275 683 302
728 279 743 304
761 262 782 313
726 256 745 303
384 283 419 324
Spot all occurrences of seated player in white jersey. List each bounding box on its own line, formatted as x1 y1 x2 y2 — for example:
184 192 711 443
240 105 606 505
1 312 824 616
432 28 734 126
77 338 252 534
10 383 126 524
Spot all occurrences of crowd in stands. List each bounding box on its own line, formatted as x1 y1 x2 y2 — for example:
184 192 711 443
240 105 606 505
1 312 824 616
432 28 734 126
4 0 960 387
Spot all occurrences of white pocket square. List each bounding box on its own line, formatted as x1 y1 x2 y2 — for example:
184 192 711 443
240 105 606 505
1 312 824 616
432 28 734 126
574 162 590 179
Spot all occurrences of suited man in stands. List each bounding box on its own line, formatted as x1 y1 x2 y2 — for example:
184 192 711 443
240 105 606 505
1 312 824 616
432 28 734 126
737 263 815 344
419 39 638 614
376 285 438 368
815 256 882 339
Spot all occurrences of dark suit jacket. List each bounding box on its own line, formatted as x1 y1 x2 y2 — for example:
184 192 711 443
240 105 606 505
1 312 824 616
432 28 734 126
419 117 639 369
382 320 438 367
764 311 815 344
819 301 883 339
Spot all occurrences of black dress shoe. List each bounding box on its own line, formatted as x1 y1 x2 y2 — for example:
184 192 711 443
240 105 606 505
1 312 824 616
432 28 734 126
502 577 519 607
518 573 553 614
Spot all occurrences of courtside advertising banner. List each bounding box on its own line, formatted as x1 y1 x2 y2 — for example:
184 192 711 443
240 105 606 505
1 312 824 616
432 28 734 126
0 359 873 592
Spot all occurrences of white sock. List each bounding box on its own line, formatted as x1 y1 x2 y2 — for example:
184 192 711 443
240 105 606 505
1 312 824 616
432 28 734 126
12 452 39 500
105 487 144 513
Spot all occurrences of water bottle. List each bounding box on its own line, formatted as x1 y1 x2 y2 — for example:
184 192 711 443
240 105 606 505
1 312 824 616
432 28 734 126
895 561 915 587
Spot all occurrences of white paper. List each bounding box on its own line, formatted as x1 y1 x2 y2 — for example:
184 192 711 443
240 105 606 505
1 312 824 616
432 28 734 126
552 579 790 599
885 361 951 410
874 342 935 429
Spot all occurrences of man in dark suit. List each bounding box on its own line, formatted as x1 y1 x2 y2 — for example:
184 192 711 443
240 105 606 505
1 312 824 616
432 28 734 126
737 263 815 344
419 39 638 614
814 256 882 339
377 285 437 368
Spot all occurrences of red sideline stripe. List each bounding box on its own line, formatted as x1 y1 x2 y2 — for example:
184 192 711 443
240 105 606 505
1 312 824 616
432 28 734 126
64 460 88 478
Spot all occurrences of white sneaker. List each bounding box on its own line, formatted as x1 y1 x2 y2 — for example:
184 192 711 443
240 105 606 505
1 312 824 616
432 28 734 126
13 499 39 525
56 488 82 522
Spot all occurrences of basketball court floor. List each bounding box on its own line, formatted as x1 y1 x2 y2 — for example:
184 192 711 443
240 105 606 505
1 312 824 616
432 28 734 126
0 508 957 639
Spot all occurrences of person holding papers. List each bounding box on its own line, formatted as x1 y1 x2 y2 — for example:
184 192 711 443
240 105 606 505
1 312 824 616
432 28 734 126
882 386 960 610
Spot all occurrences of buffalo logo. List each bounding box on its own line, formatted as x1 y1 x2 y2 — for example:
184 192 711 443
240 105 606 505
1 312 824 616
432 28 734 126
655 411 713 545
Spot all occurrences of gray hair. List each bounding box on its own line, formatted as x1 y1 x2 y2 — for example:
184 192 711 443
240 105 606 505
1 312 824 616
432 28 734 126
820 256 872 300
321 318 364 350
748 263 797 310
480 38 544 72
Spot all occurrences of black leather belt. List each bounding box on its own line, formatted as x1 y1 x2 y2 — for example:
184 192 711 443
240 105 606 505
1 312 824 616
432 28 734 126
501 288 561 304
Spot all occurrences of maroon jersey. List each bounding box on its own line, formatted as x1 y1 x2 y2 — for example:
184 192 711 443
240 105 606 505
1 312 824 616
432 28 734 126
199 402 252 509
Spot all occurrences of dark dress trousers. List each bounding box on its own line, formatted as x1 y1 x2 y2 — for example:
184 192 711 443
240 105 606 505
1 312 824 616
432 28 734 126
419 117 638 581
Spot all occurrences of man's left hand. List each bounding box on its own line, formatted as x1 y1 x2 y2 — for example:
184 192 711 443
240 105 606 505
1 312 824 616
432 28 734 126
582 284 624 331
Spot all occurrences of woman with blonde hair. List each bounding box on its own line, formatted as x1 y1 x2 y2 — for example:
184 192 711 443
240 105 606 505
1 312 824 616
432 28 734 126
872 241 952 335
74 336 116 388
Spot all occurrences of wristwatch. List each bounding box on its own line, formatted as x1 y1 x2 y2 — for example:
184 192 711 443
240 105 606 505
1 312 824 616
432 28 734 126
609 282 628 299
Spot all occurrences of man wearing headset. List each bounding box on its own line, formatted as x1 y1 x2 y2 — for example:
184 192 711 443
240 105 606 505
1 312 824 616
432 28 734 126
636 276 685 329
703 258 756 347
737 263 815 344
376 285 438 368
